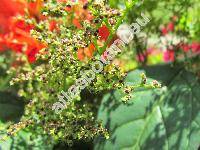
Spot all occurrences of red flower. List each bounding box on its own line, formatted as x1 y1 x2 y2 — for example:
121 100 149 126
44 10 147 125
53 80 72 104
161 27 168 36
72 18 82 29
161 22 174 36
0 0 25 33
11 22 46 61
0 0 46 63
190 42 200 53
28 0 43 18
0 1 46 63
163 50 175 62
180 43 190 52
167 22 174 32
49 20 58 31
98 25 110 41
26 43 46 63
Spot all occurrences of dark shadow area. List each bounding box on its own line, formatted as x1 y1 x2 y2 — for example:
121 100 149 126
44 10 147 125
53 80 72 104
53 140 93 150
0 91 25 123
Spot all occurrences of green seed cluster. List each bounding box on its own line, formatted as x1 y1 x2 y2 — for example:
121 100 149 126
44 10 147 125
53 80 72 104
4 0 160 146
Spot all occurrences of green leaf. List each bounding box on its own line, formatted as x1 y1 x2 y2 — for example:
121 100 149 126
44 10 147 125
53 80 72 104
94 65 200 150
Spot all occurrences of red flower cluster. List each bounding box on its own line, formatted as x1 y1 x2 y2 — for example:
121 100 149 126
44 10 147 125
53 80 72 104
160 16 200 62
180 42 200 54
163 50 175 62
160 16 178 36
163 42 200 62
98 25 110 41
0 0 111 62
0 0 45 63
161 22 175 36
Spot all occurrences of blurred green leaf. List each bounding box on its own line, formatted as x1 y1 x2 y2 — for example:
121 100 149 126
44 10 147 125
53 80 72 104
0 92 24 123
94 65 200 150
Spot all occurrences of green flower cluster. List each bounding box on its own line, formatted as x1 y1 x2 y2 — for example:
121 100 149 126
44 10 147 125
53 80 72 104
4 0 159 146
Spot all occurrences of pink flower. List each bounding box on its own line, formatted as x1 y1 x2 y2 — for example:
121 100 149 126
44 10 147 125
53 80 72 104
146 48 153 55
163 50 175 62
167 22 174 32
136 53 146 62
190 42 200 53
